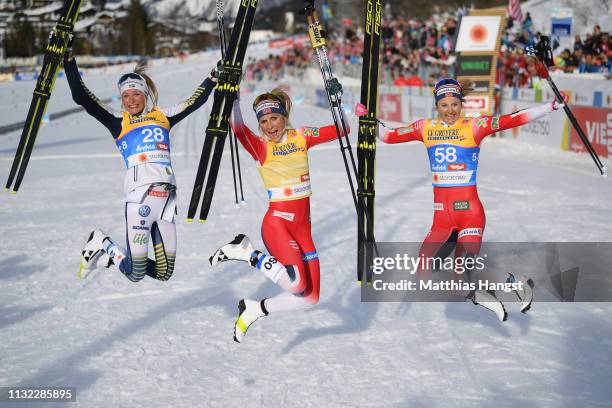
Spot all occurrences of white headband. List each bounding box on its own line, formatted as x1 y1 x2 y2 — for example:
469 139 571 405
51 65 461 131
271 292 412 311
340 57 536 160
119 77 148 96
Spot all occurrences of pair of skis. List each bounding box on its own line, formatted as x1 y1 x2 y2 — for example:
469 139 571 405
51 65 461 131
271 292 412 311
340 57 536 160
301 0 381 283
216 0 246 208
188 0 258 222
356 0 383 283
5 0 84 193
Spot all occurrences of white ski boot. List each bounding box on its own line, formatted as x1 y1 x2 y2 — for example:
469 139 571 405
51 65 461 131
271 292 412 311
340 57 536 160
210 234 255 266
78 230 110 279
508 272 534 313
234 298 268 343
468 290 508 321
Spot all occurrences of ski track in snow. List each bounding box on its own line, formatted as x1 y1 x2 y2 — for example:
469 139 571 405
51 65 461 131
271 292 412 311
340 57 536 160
1 55 612 408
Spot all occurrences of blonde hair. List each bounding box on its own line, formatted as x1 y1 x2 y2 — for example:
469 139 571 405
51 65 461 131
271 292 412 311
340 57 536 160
134 60 158 106
253 87 292 118
253 87 293 134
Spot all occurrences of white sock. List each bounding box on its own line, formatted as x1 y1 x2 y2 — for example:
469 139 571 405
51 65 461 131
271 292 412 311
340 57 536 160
264 292 313 312
103 238 127 267
251 251 286 284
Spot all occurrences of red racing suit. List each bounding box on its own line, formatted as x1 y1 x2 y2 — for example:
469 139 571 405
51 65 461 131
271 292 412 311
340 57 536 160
232 120 340 304
382 103 556 259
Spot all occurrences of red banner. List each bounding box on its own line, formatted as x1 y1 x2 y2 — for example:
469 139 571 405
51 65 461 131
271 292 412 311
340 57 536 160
268 38 294 48
567 106 612 158
378 94 402 122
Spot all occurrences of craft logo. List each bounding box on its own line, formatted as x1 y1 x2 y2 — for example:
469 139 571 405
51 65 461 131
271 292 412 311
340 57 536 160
138 205 151 217
156 142 169 151
300 174 310 182
273 210 295 221
434 202 444 211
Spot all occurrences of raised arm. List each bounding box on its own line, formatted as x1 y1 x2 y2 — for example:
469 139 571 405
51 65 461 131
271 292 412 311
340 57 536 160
64 57 122 137
303 125 345 148
472 94 566 143
230 100 267 163
381 119 425 144
162 76 216 127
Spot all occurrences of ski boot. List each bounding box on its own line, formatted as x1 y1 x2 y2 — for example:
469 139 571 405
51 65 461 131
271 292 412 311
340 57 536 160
468 290 508 321
507 272 534 313
234 298 268 343
78 230 111 279
210 234 255 266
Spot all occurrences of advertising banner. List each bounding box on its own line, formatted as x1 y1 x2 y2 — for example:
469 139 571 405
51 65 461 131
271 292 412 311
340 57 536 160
455 16 503 52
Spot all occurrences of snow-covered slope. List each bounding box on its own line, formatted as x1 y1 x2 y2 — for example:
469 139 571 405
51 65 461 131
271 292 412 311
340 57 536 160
1 53 612 407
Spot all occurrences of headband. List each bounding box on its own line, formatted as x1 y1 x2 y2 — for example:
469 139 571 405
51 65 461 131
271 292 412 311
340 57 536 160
433 78 463 103
118 73 149 97
254 99 287 121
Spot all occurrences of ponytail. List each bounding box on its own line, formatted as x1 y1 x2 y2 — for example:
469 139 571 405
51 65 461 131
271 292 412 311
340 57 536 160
134 60 159 106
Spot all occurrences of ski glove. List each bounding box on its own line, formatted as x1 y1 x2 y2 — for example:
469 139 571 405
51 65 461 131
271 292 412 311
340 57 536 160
534 60 549 79
551 91 568 110
354 102 368 117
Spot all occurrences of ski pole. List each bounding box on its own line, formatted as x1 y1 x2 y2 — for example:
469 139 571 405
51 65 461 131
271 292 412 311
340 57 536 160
526 41 607 177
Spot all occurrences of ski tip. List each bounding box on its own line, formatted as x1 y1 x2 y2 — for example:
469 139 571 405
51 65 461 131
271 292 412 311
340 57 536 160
77 264 86 280
186 218 193 223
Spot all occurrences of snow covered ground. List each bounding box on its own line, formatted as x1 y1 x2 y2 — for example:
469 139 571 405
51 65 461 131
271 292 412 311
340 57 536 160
1 55 612 407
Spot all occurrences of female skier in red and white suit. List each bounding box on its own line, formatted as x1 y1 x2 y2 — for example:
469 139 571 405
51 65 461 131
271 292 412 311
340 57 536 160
210 88 347 342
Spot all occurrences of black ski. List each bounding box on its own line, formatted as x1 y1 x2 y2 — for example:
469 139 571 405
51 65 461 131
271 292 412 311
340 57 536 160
357 0 383 283
5 0 84 193
187 0 258 222
216 0 246 207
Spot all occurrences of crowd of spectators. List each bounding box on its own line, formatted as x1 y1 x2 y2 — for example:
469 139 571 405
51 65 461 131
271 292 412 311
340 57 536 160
245 9 611 88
